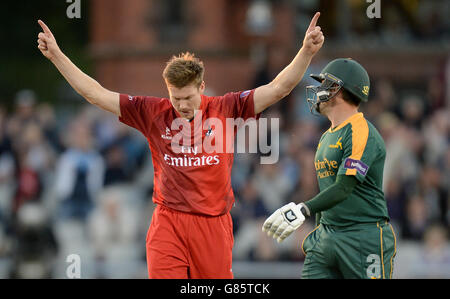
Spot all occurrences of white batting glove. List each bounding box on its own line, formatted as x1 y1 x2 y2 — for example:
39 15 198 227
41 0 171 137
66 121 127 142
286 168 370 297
262 202 308 243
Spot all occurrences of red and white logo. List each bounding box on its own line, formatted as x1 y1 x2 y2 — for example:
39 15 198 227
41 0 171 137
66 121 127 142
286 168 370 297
161 127 172 140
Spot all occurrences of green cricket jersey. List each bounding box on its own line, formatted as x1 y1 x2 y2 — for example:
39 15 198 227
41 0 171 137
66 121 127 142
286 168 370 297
314 112 389 226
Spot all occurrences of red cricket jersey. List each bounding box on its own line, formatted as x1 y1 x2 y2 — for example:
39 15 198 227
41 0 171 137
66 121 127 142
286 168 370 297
119 89 259 216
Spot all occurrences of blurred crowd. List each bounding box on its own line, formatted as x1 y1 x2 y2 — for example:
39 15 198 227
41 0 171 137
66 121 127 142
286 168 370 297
0 57 448 278
291 0 450 46
0 90 154 278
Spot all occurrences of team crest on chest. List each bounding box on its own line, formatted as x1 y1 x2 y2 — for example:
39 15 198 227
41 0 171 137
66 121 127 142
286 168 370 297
205 126 214 137
329 137 343 150
161 127 173 140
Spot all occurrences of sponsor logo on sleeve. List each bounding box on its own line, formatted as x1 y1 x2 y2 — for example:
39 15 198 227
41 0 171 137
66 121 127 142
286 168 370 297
344 158 369 176
240 90 251 98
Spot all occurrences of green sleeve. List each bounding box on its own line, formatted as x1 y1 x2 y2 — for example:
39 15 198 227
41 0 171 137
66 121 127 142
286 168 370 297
315 212 321 226
305 174 358 215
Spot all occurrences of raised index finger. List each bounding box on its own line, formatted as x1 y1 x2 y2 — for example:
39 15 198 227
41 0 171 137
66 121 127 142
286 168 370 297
307 12 321 32
38 20 52 36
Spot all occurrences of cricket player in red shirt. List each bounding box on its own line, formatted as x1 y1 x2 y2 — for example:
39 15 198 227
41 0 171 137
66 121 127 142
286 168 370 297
37 12 324 278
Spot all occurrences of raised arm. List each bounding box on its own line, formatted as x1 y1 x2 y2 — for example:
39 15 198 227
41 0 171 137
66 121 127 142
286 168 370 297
253 12 324 114
37 20 120 116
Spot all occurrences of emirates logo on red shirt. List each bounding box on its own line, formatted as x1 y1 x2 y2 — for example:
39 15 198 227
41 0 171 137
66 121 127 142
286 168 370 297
163 153 220 167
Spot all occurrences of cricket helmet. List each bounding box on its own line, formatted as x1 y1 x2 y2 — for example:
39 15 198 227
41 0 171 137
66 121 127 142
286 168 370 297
306 58 370 114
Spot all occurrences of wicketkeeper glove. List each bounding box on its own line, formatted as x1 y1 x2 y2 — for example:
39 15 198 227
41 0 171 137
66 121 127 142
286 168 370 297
262 202 310 243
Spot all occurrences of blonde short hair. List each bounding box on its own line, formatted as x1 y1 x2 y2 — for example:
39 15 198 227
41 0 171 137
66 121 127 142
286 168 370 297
163 52 204 88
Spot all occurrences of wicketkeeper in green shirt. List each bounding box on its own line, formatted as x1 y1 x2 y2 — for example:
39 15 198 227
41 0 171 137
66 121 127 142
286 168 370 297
262 58 397 279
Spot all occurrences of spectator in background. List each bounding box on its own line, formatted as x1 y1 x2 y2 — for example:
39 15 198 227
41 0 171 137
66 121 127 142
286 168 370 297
13 90 37 126
8 202 58 278
417 164 448 225
232 181 276 261
426 75 446 112
363 79 398 122
232 181 270 235
382 119 421 194
103 143 130 186
20 122 55 176
400 94 426 130
11 122 56 214
287 147 318 204
54 120 104 221
377 112 407 225
101 125 148 187
35 103 64 154
408 224 450 278
231 122 261 192
11 146 42 215
251 163 293 212
402 194 429 240
0 107 15 217
423 110 448 166
88 186 140 278
93 110 149 187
